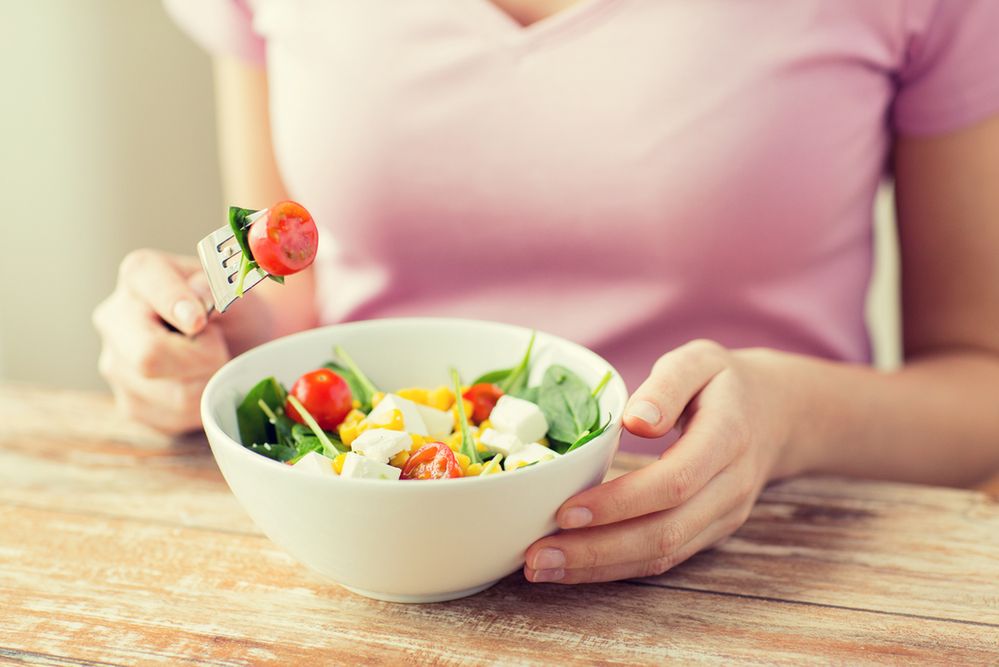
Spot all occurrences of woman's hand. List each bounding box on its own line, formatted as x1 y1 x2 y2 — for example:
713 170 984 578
92 249 232 435
524 340 799 584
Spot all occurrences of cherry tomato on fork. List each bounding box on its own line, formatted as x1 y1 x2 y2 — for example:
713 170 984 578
462 383 504 424
401 442 463 480
247 200 318 276
285 369 352 430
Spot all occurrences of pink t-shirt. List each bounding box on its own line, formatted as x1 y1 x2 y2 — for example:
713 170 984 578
168 0 999 450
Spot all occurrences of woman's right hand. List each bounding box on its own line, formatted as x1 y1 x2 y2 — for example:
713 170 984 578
92 249 231 435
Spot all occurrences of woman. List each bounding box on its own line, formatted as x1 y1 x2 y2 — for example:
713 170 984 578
94 0 999 585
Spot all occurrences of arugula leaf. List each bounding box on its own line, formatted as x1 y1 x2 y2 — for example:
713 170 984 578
497 331 536 395
537 365 598 445
451 368 480 465
227 206 262 297
236 377 287 446
564 413 612 454
331 345 379 410
286 395 346 458
470 367 513 385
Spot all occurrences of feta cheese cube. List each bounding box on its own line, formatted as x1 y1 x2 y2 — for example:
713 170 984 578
479 428 523 457
416 403 455 440
366 393 429 435
350 428 412 463
292 451 337 477
339 452 402 480
504 442 560 471
489 395 548 444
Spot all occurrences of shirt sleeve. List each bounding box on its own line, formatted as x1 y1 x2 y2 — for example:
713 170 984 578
163 0 265 66
893 0 999 136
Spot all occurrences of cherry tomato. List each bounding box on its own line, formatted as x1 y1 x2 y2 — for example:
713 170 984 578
401 442 463 480
285 369 352 430
462 383 504 424
248 200 318 276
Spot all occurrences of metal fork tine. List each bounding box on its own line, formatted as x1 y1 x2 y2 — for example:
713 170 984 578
196 213 269 314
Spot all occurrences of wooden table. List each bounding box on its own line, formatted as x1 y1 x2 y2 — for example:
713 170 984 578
1 386 997 665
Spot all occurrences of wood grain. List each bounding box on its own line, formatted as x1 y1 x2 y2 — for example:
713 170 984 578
1 385 997 665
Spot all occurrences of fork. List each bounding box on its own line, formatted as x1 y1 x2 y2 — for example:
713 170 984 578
195 209 269 314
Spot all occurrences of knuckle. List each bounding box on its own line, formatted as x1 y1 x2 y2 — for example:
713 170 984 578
656 519 686 556
578 540 602 569
686 338 726 360
134 341 163 378
644 554 678 577
662 464 696 506
119 248 153 282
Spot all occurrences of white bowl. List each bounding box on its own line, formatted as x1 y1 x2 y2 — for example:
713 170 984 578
201 318 627 603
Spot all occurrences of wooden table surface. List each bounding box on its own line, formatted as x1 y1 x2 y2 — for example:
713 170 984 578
1 385 997 665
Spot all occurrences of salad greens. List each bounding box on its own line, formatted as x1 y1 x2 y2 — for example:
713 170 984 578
233 335 616 477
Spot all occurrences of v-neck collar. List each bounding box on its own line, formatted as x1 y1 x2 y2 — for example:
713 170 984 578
468 0 620 49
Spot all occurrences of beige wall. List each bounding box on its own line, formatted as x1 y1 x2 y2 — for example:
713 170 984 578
0 0 222 389
0 0 901 389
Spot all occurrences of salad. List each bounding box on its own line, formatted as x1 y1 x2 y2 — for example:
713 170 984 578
234 334 613 481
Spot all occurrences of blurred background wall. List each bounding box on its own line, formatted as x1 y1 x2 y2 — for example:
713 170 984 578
0 0 901 391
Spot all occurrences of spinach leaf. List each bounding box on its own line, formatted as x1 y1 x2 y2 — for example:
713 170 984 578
228 206 262 297
470 367 513 385
245 442 298 462
497 331 536 395
452 368 480 464
236 377 287 446
330 345 379 411
564 413 612 454
537 365 598 444
511 385 539 403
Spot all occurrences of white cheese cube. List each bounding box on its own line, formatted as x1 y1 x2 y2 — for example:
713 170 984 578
366 393 429 435
339 452 402 481
489 395 549 444
479 428 523 457
504 442 561 471
416 404 455 440
292 451 337 477
350 428 411 463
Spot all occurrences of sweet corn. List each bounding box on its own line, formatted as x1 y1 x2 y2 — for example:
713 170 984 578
409 433 427 452
451 398 474 423
478 419 492 431
396 387 429 405
339 422 360 447
538 437 550 448
371 391 386 407
465 462 483 476
427 386 454 411
389 450 410 467
332 453 347 474
445 432 462 452
351 399 361 409
456 453 471 472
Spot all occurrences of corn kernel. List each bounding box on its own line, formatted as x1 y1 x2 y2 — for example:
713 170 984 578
537 437 550 448
456 453 471 472
478 419 492 431
351 399 361 409
465 463 483 476
332 453 346 474
389 450 410 467
371 391 386 407
343 409 366 426
427 386 455 411
409 433 427 452
445 433 462 451
451 398 474 424
397 387 430 405
339 422 360 447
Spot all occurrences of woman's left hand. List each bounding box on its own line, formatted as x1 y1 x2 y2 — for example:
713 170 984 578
524 340 801 584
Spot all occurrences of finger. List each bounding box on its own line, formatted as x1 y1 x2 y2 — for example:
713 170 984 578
555 410 744 529
526 503 749 585
119 249 209 335
97 296 229 379
528 465 747 572
624 339 727 438
104 349 208 434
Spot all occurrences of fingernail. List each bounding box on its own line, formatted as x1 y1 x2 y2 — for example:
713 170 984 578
533 548 565 570
625 400 660 425
173 300 200 331
559 507 593 529
530 568 564 583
